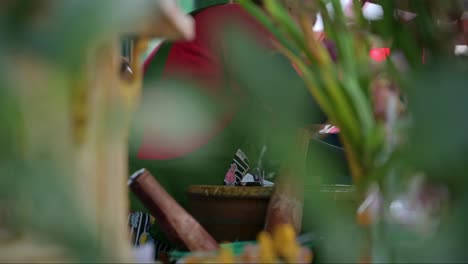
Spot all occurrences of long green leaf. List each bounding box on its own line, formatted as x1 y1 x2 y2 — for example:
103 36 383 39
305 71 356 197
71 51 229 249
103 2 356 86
263 0 317 63
238 0 302 57
319 0 374 137
280 42 362 149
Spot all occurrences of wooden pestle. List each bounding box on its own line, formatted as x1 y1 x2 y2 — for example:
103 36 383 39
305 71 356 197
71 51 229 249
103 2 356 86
264 128 313 234
128 169 219 252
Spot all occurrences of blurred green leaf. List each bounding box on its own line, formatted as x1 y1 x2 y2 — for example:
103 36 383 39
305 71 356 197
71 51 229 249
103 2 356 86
222 25 324 127
406 59 468 190
239 0 302 57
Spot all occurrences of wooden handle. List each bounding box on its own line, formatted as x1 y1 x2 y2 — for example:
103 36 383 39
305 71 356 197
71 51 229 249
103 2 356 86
128 169 219 252
264 128 312 234
264 174 305 234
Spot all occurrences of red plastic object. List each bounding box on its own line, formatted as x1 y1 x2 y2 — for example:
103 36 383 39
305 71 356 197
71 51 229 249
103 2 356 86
369 48 391 62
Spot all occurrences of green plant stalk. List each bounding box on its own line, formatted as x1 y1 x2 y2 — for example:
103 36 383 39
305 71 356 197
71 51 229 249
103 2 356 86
242 0 362 145
320 0 375 136
340 131 365 181
343 76 375 136
275 2 368 170
321 68 363 145
295 11 364 147
279 36 362 150
297 13 333 74
352 0 367 28
273 42 334 118
263 0 317 64
353 33 372 94
242 0 376 182
238 0 302 57
276 42 356 146
275 41 365 181
286 0 374 180
317 0 355 74
317 0 339 48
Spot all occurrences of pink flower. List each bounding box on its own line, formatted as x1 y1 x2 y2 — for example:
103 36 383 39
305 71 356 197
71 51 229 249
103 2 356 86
225 163 237 184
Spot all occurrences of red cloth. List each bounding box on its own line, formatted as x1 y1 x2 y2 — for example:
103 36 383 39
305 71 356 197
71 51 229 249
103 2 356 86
138 3 273 160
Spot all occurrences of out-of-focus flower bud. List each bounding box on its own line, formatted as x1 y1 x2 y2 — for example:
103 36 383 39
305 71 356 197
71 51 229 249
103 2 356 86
357 183 383 227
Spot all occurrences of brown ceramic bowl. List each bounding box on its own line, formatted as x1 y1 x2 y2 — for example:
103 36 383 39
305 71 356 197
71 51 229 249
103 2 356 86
186 184 356 243
186 185 273 243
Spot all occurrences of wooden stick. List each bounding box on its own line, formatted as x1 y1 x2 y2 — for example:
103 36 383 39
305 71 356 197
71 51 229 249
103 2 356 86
128 169 219 252
264 128 312 234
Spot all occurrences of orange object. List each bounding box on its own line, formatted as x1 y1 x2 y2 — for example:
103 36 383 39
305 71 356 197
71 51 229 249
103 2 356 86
257 232 277 263
357 208 373 227
356 184 382 227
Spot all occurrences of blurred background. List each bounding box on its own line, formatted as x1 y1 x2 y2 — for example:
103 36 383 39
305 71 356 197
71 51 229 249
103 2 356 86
1 0 468 263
